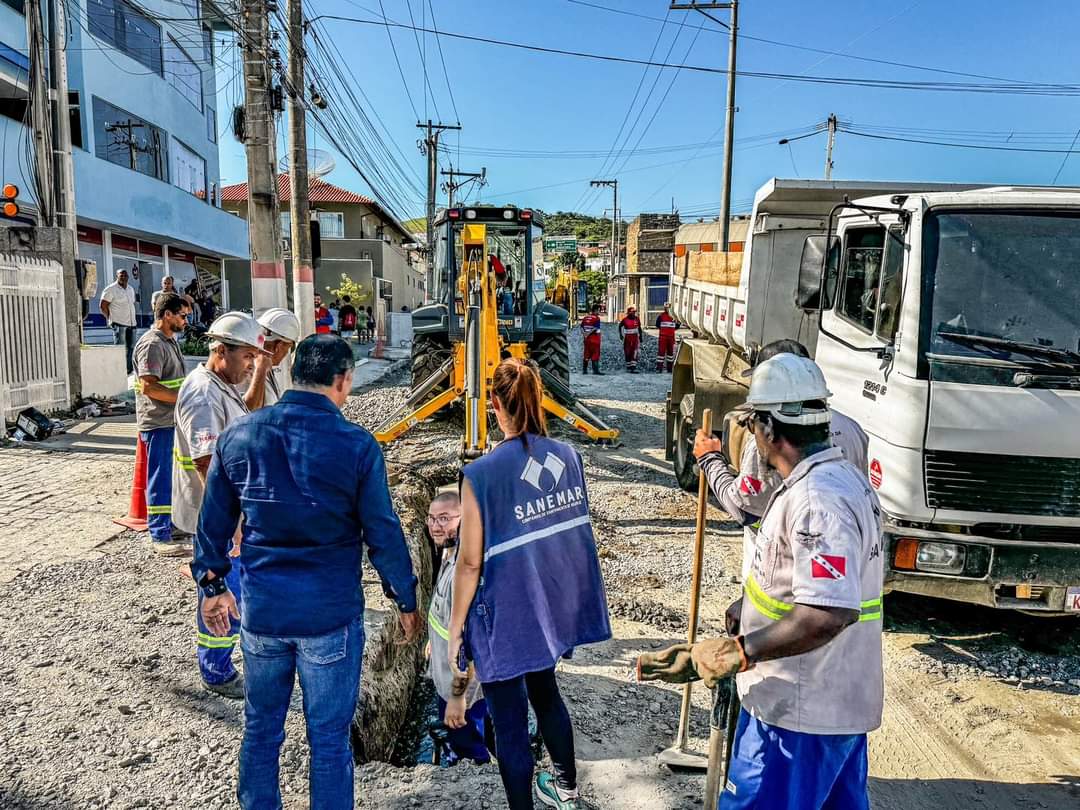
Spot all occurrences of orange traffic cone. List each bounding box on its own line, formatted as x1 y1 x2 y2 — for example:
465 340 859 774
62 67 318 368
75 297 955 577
113 434 149 532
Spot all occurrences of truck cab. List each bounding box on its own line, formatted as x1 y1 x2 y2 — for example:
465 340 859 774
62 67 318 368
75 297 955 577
813 189 1080 611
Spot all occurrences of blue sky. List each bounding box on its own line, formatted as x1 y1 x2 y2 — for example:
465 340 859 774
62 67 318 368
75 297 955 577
215 0 1080 224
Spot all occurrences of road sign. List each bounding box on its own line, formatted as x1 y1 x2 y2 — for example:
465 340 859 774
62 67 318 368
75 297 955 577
544 237 577 253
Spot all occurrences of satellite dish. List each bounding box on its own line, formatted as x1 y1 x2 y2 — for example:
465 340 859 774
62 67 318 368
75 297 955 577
278 149 336 178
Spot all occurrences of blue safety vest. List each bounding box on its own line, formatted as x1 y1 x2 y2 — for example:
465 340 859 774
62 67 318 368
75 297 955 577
461 434 612 683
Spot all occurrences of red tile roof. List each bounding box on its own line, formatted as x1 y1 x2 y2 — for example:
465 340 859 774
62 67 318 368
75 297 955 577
220 174 376 205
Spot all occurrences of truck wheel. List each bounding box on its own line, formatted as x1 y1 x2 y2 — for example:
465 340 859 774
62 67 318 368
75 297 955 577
674 413 700 492
532 332 572 404
411 333 452 393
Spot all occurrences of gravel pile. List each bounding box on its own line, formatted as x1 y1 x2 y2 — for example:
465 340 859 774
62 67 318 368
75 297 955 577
896 635 1080 693
569 323 661 372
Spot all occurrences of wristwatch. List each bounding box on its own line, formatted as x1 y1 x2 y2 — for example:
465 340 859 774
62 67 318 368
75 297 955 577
198 573 229 599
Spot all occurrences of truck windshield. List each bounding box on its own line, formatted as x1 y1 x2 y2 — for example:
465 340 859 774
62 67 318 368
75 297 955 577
923 210 1080 364
452 223 531 317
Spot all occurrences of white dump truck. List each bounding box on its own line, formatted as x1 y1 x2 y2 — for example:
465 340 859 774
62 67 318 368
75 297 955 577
667 178 1080 613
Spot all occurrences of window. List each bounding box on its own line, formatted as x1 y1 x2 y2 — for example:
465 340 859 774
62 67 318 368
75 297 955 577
837 226 885 333
206 105 216 143
876 227 905 341
280 212 291 234
202 25 214 64
92 97 168 181
166 37 202 111
171 137 206 199
318 211 344 239
87 0 163 75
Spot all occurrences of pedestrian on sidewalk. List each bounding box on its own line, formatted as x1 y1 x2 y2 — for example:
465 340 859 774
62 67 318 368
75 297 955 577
150 275 176 315
132 292 191 556
242 308 301 410
338 296 358 342
448 358 611 810
618 306 642 373
174 312 268 699
100 268 138 374
655 302 679 372
641 353 884 810
314 294 332 335
357 306 369 344
579 305 603 375
193 334 421 810
426 491 495 766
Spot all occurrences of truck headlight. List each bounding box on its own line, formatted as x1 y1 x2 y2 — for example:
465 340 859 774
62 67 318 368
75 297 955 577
915 542 966 574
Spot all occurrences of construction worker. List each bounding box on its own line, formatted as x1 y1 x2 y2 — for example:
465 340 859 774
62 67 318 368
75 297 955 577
132 292 191 556
242 307 301 410
618 306 642 373
449 358 611 810
193 334 419 809
695 340 869 581
426 491 495 766
655 302 679 373
580 304 603 375
641 353 884 810
174 311 268 699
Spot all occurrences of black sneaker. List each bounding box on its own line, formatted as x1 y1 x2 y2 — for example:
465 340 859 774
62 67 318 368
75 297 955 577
204 674 245 700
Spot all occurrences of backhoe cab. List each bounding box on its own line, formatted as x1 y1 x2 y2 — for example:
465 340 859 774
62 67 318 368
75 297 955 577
374 205 618 454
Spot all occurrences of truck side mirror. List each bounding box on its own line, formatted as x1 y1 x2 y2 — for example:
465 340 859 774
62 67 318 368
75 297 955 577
797 235 838 310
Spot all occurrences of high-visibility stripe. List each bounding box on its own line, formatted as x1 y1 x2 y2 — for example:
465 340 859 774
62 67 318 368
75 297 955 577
133 377 185 393
484 514 592 562
146 505 172 515
197 632 239 649
427 610 449 641
173 448 196 470
859 595 883 622
745 575 792 621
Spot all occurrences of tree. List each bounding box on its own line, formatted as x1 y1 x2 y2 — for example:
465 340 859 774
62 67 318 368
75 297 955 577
326 274 372 305
580 269 608 306
556 250 584 272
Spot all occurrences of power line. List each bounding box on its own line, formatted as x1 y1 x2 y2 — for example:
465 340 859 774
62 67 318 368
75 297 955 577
307 14 1080 97
841 128 1080 154
1051 129 1080 183
376 0 419 120
426 0 459 123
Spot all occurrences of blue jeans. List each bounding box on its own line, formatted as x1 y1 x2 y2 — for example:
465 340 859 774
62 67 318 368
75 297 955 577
197 562 243 685
720 709 869 810
113 323 135 374
140 427 174 541
436 695 493 764
238 617 365 810
483 667 576 810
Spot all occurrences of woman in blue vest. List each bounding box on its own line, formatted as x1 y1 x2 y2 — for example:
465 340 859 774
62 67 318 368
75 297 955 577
449 357 612 810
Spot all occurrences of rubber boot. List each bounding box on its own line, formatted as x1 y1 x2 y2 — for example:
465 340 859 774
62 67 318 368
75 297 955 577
592 360 603 375
582 361 589 375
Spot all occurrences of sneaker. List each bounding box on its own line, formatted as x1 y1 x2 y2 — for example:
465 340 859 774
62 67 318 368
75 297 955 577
151 538 192 557
535 772 581 809
204 674 245 700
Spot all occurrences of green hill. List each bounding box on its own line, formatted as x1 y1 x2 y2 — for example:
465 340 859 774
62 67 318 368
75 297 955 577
541 211 625 244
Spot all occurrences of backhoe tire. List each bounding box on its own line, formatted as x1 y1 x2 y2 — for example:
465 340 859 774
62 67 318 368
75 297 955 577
674 395 699 492
531 332 572 405
411 335 453 420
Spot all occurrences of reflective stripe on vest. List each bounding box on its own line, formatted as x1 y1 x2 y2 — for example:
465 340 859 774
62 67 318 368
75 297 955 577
197 632 239 649
428 608 450 641
745 574 883 623
133 376 185 393
622 328 639 335
174 448 196 471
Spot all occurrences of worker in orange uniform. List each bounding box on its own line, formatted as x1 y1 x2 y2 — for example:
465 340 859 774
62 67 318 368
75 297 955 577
618 306 642 373
580 304 603 375
655 302 679 373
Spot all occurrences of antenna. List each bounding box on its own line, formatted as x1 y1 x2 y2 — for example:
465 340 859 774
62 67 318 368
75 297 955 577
278 149 336 178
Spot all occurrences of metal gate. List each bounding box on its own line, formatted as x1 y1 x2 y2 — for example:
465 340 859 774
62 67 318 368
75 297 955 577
0 253 70 422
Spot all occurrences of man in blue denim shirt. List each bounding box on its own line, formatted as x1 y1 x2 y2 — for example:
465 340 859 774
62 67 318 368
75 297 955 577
192 334 421 810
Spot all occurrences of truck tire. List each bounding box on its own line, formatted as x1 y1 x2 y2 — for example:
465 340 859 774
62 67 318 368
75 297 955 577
532 332 572 404
674 395 699 492
411 333 452 396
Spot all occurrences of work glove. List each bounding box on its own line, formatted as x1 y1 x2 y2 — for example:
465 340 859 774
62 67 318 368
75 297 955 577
637 637 748 688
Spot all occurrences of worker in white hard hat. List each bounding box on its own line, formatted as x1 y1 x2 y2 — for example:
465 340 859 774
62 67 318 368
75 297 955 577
173 311 270 699
639 353 884 810
242 308 302 410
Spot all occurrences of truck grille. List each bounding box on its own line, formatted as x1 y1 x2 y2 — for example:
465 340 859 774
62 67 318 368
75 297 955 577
925 450 1080 517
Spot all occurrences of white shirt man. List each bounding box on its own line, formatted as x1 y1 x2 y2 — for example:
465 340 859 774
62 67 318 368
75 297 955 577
100 269 139 373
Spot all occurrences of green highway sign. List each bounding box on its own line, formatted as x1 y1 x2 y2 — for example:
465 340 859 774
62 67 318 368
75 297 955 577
544 237 578 253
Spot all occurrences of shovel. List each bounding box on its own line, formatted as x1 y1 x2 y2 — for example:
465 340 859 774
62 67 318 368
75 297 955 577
658 408 712 771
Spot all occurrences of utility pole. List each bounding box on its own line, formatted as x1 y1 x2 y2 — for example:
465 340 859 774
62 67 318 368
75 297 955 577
417 120 460 298
25 0 54 225
671 1 737 250
47 0 75 242
241 0 286 316
590 179 618 275
824 112 837 180
286 0 314 337
441 166 486 208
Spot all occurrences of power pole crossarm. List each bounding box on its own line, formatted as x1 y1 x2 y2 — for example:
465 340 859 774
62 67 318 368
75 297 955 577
441 166 485 209
287 0 314 337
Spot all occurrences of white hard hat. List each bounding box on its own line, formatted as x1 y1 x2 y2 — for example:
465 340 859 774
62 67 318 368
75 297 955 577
744 353 831 425
206 311 269 353
258 307 301 344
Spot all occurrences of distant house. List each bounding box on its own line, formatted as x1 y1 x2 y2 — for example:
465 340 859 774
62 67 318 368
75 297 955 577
220 174 425 313
611 214 680 321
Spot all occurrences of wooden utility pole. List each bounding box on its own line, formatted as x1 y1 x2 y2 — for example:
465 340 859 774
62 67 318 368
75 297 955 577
824 112 837 180
671 1 738 250
417 120 460 299
25 0 54 225
47 0 76 243
286 0 314 336
242 0 286 316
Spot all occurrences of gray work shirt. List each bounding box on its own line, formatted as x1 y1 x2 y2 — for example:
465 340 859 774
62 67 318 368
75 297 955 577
132 328 187 431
